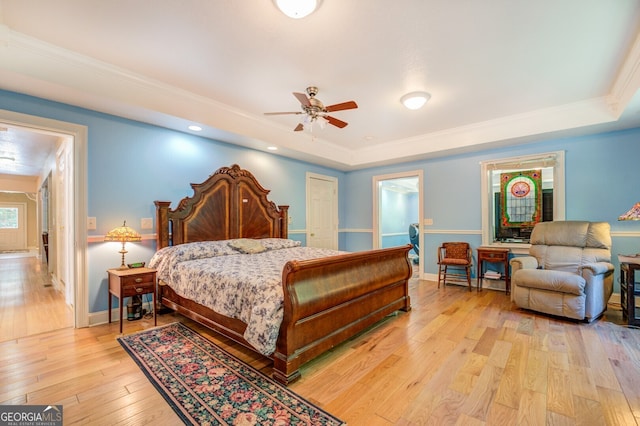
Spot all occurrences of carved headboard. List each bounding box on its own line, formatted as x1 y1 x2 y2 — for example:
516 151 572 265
154 164 289 249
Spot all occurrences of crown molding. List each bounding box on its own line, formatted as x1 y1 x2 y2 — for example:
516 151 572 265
1 24 638 170
608 30 640 115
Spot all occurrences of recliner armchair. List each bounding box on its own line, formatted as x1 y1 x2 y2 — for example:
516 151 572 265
510 221 614 322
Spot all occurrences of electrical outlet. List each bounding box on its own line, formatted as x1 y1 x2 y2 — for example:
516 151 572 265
141 218 153 230
87 217 96 230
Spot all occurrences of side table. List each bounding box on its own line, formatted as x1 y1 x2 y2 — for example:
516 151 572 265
619 262 640 326
108 267 157 333
477 247 510 294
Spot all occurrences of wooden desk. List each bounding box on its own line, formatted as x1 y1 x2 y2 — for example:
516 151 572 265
476 247 510 294
620 262 640 326
108 267 157 333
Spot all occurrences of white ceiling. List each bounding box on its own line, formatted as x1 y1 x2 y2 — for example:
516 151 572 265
0 0 639 175
0 125 57 177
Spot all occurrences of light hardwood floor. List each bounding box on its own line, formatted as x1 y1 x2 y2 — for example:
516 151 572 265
0 254 73 341
1 257 639 425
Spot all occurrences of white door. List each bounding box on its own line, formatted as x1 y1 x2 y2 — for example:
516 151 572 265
307 173 338 249
0 202 27 251
55 140 74 305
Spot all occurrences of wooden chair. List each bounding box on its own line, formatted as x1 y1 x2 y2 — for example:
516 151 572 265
437 242 472 291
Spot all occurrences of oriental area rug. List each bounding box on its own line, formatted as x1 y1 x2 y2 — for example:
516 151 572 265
118 322 345 426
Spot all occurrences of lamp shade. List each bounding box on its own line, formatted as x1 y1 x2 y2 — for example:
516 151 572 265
104 221 142 242
105 220 141 269
619 202 640 221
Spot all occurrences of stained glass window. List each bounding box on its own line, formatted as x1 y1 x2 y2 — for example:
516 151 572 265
480 151 565 245
500 170 542 227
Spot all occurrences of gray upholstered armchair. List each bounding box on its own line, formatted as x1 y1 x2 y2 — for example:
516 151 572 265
510 221 614 322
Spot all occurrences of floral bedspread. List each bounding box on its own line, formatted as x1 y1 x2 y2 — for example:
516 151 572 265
149 239 342 355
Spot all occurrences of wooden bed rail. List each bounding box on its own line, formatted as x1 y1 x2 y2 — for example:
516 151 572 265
273 244 412 384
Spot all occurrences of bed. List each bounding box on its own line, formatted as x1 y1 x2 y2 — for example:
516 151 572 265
153 164 412 385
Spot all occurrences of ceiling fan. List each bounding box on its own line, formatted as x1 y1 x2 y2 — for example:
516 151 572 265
264 86 358 132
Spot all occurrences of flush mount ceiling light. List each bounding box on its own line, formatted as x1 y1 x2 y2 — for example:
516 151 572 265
401 91 431 110
274 0 321 19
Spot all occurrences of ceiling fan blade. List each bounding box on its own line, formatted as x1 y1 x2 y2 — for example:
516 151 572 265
325 101 358 112
293 92 311 107
264 111 302 115
294 123 304 132
325 115 348 128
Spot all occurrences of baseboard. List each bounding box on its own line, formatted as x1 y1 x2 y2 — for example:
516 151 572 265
609 293 621 305
423 273 507 291
89 299 156 326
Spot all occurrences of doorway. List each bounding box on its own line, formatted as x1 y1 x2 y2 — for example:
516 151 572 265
373 171 423 277
0 109 89 331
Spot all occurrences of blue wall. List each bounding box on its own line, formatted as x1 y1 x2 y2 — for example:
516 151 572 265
0 90 346 313
2 89 640 313
341 128 640 288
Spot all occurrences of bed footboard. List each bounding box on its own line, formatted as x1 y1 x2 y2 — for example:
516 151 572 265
273 244 412 384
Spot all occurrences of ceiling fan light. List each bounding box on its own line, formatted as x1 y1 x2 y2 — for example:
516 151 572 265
274 0 319 19
401 91 431 110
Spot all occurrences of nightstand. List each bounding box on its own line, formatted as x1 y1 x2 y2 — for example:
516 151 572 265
477 247 511 294
620 262 640 326
108 267 157 333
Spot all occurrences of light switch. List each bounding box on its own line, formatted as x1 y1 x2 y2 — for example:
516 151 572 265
87 217 96 230
423 218 433 226
141 218 153 230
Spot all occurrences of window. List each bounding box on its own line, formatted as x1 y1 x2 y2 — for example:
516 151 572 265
480 151 565 246
0 207 19 229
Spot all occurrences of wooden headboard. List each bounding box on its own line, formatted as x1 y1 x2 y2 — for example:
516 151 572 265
154 164 289 249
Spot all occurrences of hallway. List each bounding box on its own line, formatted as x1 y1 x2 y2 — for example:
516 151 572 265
0 253 73 342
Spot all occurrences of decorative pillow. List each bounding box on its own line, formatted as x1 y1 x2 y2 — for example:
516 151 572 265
259 238 302 251
228 238 267 254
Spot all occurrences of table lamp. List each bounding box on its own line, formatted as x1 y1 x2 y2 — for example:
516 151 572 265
104 220 142 269
619 202 640 221
618 202 640 263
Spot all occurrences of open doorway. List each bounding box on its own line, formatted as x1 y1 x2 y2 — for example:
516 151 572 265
0 109 89 335
373 170 423 278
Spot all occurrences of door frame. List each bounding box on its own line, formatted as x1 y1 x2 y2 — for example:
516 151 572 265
0 109 88 328
373 170 423 278
306 172 338 250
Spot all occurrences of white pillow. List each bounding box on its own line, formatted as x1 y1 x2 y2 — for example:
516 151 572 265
259 238 302 250
228 238 267 254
